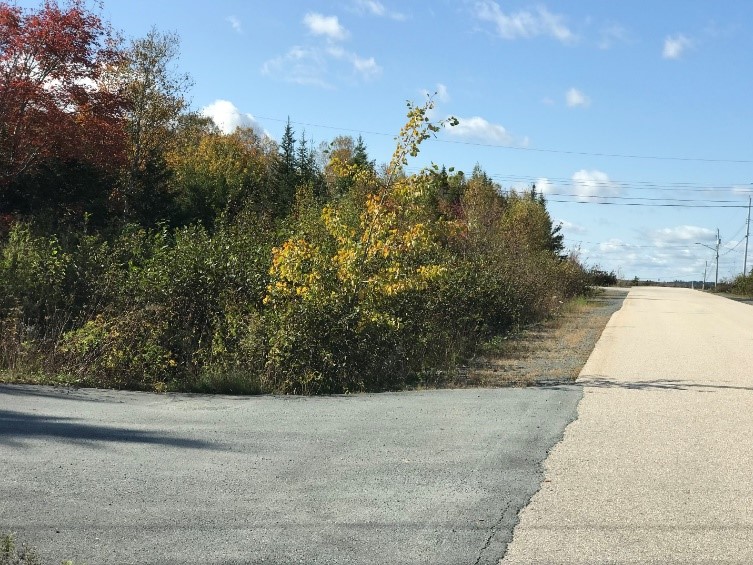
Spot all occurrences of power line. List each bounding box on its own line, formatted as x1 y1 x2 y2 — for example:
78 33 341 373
254 115 753 165
721 238 746 256
544 193 746 204
475 173 750 194
400 169 750 197
434 138 753 164
567 241 703 249
546 199 747 208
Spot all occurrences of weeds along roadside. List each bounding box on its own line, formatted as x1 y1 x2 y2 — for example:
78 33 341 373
0 100 595 395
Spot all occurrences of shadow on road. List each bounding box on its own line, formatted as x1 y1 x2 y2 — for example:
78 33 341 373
0 384 126 403
579 376 753 392
0 409 225 450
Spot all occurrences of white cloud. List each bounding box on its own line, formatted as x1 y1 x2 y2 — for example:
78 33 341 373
436 83 450 103
663 34 691 59
535 177 555 194
262 44 380 86
556 219 587 234
598 24 628 49
201 100 266 135
732 185 753 195
445 116 514 145
354 0 406 21
566 87 590 108
327 46 382 79
263 12 380 87
422 83 450 104
261 46 332 88
353 55 380 78
599 238 630 253
227 15 242 34
304 13 349 41
474 1 575 43
649 225 716 246
571 169 619 200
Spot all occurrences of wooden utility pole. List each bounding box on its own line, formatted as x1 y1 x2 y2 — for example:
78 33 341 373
744 197 751 277
715 228 720 289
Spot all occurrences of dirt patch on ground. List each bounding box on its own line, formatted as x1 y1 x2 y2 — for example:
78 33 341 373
458 287 627 387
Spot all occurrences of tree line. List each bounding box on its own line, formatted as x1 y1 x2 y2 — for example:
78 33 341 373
0 1 592 394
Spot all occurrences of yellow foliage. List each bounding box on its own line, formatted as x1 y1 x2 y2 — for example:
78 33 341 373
265 96 459 329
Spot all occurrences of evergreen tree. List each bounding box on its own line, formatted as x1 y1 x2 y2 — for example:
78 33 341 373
352 135 374 171
275 118 297 215
296 131 314 185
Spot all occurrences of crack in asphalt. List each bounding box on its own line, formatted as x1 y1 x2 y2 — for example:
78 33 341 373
473 500 512 565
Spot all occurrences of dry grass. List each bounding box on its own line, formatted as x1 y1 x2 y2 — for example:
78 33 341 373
458 289 626 387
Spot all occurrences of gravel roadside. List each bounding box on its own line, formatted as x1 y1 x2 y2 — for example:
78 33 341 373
463 287 628 387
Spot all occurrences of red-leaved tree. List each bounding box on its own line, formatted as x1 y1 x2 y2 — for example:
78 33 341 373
0 0 127 191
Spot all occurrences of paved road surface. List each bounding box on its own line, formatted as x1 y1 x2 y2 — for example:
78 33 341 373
503 287 753 563
1 384 582 564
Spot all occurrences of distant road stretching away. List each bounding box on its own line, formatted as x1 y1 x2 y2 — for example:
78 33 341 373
503 287 753 563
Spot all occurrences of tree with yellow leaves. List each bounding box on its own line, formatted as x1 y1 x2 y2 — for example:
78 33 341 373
263 98 458 393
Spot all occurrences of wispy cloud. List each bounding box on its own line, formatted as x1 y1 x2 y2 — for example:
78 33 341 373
556 218 587 235
262 46 381 87
304 12 349 41
571 170 619 200
663 34 691 59
261 46 333 88
226 15 242 34
353 0 406 21
436 83 450 103
536 177 555 195
421 83 450 104
732 185 753 195
649 225 715 246
598 24 628 49
262 11 380 87
473 1 575 43
444 116 518 145
566 87 590 108
327 46 382 80
599 238 631 253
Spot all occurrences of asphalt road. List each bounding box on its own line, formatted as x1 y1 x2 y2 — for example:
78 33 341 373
1 383 582 564
503 287 753 563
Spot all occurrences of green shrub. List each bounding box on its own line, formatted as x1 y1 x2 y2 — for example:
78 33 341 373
1 533 40 565
730 273 753 296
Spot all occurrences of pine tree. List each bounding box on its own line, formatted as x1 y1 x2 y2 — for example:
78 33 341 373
275 117 297 214
352 135 374 171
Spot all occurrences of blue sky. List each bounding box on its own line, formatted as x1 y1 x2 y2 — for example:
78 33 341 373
21 0 753 281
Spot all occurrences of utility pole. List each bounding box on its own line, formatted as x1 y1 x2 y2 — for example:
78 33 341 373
703 261 707 290
695 229 720 289
715 228 720 289
744 196 751 277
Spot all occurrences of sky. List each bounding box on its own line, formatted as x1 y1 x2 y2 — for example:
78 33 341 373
17 0 753 281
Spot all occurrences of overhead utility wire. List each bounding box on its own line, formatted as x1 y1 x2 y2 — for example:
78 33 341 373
721 238 746 256
403 168 750 191
254 115 753 164
546 199 747 208
483 175 751 194
566 241 705 250
544 193 745 204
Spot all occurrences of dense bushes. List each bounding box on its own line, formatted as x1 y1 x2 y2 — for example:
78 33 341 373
729 273 753 296
0 6 591 393
0 100 590 394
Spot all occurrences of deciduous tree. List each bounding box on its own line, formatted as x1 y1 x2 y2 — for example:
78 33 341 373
0 0 126 195
117 27 191 222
